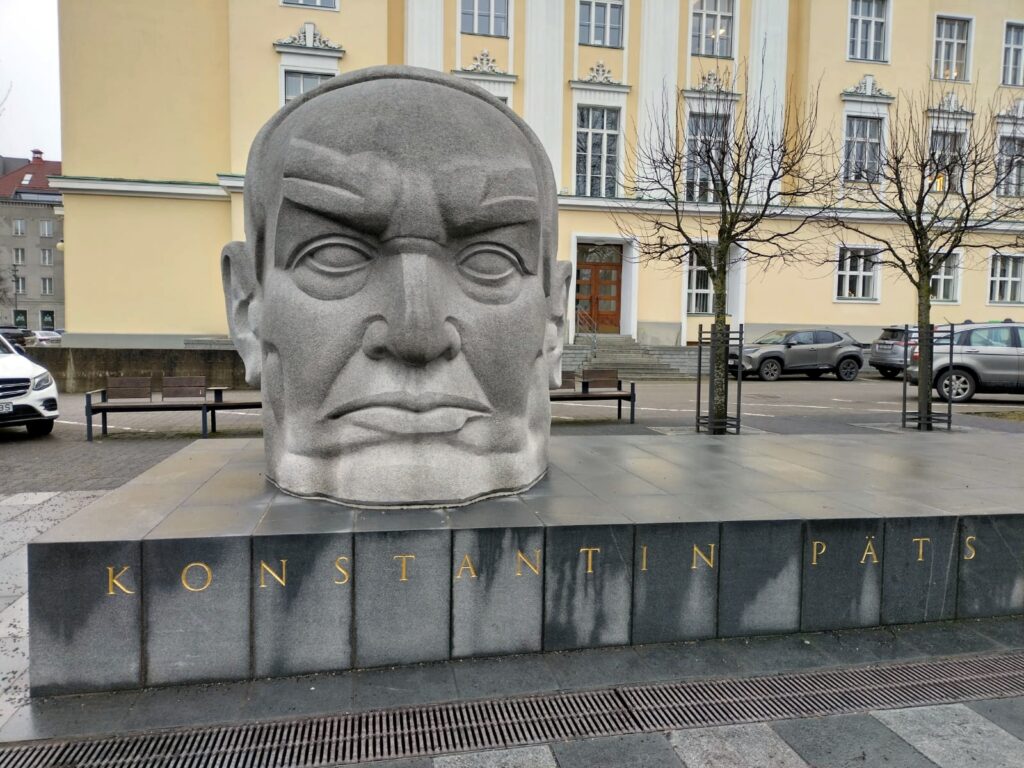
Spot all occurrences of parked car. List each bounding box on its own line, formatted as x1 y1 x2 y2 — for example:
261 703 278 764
0 335 59 436
868 326 919 378
907 322 1024 403
0 327 37 348
729 329 865 381
33 330 62 345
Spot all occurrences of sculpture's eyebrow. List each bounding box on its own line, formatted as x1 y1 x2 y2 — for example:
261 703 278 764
440 163 540 238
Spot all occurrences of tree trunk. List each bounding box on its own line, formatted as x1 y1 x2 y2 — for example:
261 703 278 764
916 283 933 431
710 272 729 435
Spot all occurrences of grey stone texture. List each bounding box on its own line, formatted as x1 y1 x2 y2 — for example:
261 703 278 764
958 515 1024 618
221 65 572 508
801 519 883 632
882 516 959 624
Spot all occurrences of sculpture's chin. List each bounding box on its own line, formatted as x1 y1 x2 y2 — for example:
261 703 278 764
265 432 549 509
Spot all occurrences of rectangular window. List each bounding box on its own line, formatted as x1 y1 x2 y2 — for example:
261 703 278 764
989 254 1024 303
849 0 886 61
929 129 964 192
998 135 1024 197
461 0 509 36
39 219 54 238
836 248 879 300
282 0 337 8
40 248 53 266
686 251 714 314
934 16 969 81
579 1 623 48
12 219 25 236
13 248 24 266
40 277 53 296
685 112 729 203
1004 22 1024 85
575 106 620 198
284 71 333 103
930 253 959 302
844 115 882 182
14 277 25 295
692 0 734 58
39 310 54 331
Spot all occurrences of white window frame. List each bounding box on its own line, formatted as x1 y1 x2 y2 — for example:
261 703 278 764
12 248 25 266
578 0 624 48
686 249 714 314
40 277 53 296
39 219 54 238
40 248 53 266
574 104 622 198
692 0 735 59
14 277 25 295
928 125 967 193
835 246 881 302
1004 21 1024 87
685 110 730 202
933 15 972 82
12 219 25 237
997 132 1024 197
929 251 961 304
988 253 1024 304
461 0 509 37
282 69 335 105
843 114 884 183
847 0 889 63
280 0 338 10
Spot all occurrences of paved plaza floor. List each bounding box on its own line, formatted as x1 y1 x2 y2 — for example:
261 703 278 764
0 378 1023 765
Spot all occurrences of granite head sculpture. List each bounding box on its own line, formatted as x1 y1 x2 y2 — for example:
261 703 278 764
222 66 572 508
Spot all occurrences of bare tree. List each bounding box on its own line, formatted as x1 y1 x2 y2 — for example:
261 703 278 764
618 67 837 433
825 86 1024 429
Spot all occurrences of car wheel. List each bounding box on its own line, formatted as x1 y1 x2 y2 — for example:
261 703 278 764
805 371 825 379
26 419 54 437
758 358 782 382
836 358 861 381
936 368 976 403
877 367 900 379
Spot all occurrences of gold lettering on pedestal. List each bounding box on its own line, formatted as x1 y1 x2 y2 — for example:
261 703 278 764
181 562 213 592
394 554 416 582
963 535 977 561
455 553 478 580
860 536 879 565
515 549 541 577
334 556 350 585
640 544 649 572
580 547 601 574
811 541 827 566
912 537 931 562
258 559 287 588
691 543 716 570
105 565 134 596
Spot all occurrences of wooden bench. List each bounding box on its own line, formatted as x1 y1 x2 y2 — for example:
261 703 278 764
84 376 261 441
550 368 637 423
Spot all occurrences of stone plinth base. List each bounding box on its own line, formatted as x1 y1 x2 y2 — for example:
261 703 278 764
28 435 1024 696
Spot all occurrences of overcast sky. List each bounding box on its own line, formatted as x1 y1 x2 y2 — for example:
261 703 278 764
0 0 61 161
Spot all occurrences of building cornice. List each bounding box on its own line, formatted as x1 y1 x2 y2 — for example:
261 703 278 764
49 176 229 200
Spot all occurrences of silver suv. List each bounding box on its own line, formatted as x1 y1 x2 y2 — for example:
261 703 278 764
729 329 864 381
908 322 1024 403
868 326 918 378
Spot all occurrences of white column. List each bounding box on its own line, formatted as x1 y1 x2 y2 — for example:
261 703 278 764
523 0 565 188
405 0 445 71
748 0 790 199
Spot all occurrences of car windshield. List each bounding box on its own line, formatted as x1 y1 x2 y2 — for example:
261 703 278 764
0 337 13 355
754 331 791 344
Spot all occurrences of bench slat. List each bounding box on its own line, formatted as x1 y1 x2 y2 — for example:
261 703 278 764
163 387 206 399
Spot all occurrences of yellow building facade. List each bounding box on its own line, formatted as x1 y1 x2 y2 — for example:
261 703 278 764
54 0 1024 347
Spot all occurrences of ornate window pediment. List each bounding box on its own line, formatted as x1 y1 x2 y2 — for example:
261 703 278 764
462 50 504 74
841 74 894 104
274 22 345 58
582 62 618 85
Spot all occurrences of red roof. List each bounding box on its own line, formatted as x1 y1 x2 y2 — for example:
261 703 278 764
0 150 62 198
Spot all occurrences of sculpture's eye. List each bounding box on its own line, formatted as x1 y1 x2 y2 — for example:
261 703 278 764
289 237 373 300
457 247 520 284
297 241 372 276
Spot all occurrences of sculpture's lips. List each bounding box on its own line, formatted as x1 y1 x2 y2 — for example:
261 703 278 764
326 393 492 435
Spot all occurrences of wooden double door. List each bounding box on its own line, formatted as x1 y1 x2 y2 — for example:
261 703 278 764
575 244 622 334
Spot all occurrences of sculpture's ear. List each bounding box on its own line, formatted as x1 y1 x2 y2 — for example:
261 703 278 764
221 241 263 387
544 259 574 389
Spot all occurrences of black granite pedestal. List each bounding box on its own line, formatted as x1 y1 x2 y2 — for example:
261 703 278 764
27 434 1024 696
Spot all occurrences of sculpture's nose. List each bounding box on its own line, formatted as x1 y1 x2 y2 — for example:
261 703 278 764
363 250 461 365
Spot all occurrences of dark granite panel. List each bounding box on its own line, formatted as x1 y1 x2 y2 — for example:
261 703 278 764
543 525 634 651
958 515 1024 619
882 517 958 624
451 526 544 658
257 495 356 535
144 535 251 686
354 529 451 667
632 522 720 644
801 519 883 632
252 532 353 678
28 540 142 695
718 520 802 637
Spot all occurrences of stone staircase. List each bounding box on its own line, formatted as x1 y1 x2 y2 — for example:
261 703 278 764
564 334 698 380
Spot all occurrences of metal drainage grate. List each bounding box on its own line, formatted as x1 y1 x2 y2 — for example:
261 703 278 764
3 652 1024 767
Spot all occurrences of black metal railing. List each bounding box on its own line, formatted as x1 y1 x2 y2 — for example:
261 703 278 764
901 323 954 431
696 323 743 434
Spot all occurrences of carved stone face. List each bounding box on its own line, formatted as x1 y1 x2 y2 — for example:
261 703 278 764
223 69 571 507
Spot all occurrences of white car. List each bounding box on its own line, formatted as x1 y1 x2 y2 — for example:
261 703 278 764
0 335 59 436
34 330 62 345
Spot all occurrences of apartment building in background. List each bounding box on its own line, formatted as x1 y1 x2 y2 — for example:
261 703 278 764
0 150 64 331
53 0 1024 348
